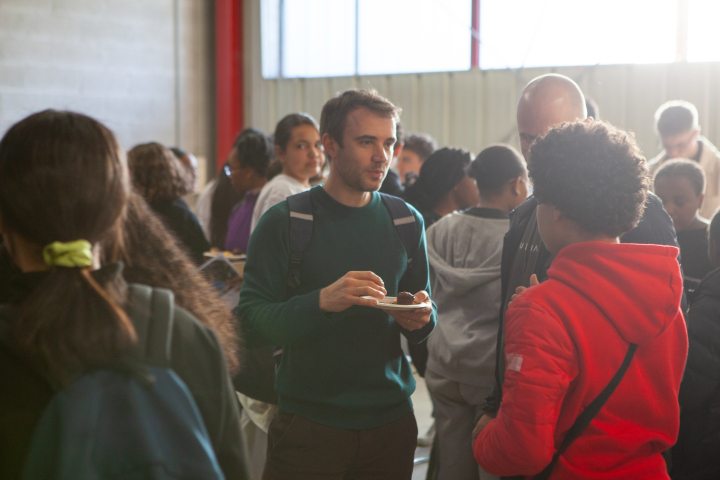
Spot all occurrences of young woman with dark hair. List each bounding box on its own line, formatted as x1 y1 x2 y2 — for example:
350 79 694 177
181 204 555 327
127 142 210 263
224 129 272 253
200 160 244 249
0 110 249 480
249 113 324 232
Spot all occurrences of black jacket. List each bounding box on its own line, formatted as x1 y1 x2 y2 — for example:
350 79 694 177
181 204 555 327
0 266 249 480
150 198 210 265
485 192 682 413
672 268 720 480
379 169 404 198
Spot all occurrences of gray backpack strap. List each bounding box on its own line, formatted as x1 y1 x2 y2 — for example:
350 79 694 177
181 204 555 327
380 193 418 269
286 191 314 290
127 284 175 367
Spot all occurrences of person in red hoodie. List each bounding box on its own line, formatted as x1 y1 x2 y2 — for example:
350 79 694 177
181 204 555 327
473 120 688 479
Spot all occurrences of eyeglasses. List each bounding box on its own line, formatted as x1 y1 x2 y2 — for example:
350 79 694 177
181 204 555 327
662 130 699 156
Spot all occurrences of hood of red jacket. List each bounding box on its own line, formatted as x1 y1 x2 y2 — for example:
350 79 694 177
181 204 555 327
547 241 682 346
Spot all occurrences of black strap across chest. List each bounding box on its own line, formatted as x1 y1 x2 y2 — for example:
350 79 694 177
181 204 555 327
285 190 418 291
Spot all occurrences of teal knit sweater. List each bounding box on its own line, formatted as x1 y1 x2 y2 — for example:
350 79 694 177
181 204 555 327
237 186 436 429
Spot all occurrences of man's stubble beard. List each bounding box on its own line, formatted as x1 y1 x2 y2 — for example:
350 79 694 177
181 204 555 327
334 151 385 193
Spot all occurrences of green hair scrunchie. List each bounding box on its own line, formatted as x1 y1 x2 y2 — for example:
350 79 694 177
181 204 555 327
42 240 93 268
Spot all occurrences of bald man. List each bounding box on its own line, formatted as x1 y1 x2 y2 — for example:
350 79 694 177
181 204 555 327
481 74 680 418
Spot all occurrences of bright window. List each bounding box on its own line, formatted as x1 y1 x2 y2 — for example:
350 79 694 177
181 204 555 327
687 0 720 62
262 0 720 79
357 0 471 76
261 0 472 78
479 0 677 70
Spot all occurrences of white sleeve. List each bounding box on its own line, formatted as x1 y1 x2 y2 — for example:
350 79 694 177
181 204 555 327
250 185 292 233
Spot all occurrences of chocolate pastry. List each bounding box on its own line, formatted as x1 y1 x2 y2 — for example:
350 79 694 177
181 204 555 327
397 292 415 305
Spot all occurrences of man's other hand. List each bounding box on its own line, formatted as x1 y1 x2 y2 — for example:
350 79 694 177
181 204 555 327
383 290 432 331
509 273 539 305
319 271 386 313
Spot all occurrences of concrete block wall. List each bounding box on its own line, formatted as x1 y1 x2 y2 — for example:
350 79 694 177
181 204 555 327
0 0 215 162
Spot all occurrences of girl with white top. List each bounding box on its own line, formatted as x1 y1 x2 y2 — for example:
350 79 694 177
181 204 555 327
250 113 324 232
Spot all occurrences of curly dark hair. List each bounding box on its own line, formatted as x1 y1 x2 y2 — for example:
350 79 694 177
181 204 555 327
529 120 649 237
404 147 472 213
128 142 193 202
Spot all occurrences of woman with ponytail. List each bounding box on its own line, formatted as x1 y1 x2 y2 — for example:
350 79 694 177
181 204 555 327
0 110 248 480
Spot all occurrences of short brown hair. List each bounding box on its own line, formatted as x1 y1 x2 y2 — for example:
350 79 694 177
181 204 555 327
530 120 649 237
128 142 193 202
403 133 437 161
655 100 699 137
320 89 401 147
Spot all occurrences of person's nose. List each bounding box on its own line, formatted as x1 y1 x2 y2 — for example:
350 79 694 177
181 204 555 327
372 145 390 165
664 204 677 219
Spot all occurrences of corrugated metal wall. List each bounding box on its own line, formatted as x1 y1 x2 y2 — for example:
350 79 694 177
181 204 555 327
244 0 720 162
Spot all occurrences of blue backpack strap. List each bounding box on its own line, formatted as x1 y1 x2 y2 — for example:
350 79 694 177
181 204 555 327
380 193 418 269
286 190 314 290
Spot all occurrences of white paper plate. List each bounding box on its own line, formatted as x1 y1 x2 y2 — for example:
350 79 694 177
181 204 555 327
360 296 430 310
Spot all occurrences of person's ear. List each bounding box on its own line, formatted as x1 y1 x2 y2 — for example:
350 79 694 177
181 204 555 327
698 193 705 212
553 206 564 223
322 133 339 159
508 177 522 196
393 142 403 159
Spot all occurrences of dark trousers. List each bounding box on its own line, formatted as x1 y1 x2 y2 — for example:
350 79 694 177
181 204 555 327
262 410 418 480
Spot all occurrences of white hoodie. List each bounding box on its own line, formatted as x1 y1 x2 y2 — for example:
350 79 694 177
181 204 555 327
426 208 509 387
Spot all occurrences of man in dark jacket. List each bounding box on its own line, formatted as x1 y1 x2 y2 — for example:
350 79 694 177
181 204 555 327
672 212 720 480
481 74 681 418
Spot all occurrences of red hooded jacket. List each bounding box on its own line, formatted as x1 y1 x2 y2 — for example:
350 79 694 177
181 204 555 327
474 241 688 479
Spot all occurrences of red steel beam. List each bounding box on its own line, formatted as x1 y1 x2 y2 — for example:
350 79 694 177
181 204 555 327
215 0 243 169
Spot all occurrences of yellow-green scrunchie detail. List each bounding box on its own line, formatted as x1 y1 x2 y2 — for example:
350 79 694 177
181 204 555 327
42 240 93 268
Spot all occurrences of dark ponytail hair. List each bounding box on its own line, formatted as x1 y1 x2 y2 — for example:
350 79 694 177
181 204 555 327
0 110 135 384
470 144 526 196
274 113 319 151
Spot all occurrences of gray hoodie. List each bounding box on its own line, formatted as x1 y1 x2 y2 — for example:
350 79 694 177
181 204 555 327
426 208 509 387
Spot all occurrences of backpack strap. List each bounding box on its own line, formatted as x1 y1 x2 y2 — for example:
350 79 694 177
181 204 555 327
533 342 638 480
286 190 314 290
127 284 175 368
380 193 418 269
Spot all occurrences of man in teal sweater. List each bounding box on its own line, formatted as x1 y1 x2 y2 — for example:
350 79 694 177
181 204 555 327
238 89 437 480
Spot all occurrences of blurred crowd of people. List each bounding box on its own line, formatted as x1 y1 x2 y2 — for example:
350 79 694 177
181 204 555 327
1 73 720 480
